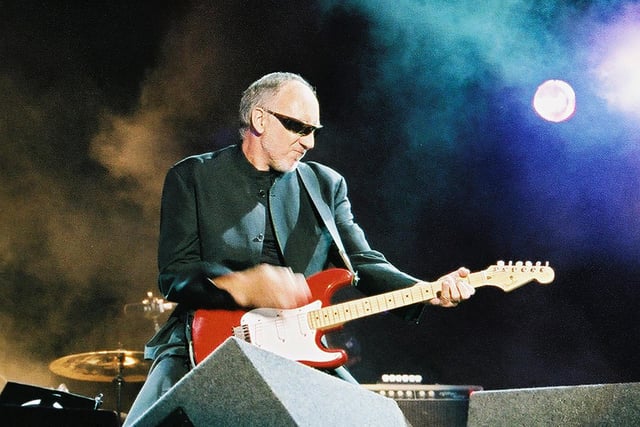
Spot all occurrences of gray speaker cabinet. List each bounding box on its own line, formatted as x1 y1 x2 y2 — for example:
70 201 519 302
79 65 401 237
467 382 640 426
130 337 408 426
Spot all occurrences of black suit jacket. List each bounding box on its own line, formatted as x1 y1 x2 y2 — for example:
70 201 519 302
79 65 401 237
146 144 422 359
158 144 421 307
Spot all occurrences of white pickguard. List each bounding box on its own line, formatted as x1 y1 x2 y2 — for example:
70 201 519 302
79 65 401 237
239 300 343 364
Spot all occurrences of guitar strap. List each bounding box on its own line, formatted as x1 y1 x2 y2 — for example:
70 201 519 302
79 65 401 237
296 164 356 277
296 164 361 384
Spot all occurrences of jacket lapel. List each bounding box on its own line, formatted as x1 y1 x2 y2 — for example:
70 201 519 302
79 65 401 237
268 172 300 262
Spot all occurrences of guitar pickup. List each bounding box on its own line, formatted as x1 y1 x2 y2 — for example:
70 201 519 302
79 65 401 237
233 324 251 343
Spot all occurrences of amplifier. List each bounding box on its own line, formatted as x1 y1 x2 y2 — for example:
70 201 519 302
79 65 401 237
363 383 482 427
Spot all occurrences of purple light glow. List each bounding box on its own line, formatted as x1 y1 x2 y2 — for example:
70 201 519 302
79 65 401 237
591 4 640 120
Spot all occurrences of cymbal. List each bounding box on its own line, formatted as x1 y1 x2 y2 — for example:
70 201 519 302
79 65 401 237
49 350 151 383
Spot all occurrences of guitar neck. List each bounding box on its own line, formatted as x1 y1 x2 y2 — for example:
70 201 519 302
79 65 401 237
307 271 486 330
306 261 555 331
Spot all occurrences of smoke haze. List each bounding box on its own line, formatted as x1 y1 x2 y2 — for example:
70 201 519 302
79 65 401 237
1 0 638 411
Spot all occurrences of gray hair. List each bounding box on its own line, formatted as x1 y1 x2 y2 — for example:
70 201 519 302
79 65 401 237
238 72 316 138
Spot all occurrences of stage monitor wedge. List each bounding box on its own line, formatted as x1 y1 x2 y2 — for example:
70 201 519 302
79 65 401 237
467 382 640 426
129 337 408 427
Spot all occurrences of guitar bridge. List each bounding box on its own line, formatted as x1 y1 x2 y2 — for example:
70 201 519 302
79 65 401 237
233 324 251 343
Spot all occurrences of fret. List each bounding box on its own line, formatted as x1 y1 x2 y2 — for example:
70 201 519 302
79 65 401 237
361 299 372 315
370 296 382 313
324 307 335 325
401 289 415 305
383 292 398 309
343 302 355 321
345 301 357 319
376 293 391 311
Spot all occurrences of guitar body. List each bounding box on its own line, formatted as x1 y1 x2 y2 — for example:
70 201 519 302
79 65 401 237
191 268 355 368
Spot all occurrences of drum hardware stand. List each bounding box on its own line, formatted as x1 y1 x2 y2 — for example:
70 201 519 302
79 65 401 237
113 350 125 422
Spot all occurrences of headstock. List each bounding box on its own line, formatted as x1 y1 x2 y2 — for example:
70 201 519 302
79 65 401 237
477 261 555 292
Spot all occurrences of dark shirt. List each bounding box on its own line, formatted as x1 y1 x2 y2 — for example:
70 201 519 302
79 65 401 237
254 169 284 266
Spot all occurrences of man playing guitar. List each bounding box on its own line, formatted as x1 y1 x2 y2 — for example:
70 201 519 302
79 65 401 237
124 72 477 425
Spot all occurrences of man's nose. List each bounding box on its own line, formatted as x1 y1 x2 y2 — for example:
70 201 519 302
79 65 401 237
299 134 315 150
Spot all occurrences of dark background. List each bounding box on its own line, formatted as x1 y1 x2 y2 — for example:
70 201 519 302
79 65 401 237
1 0 639 413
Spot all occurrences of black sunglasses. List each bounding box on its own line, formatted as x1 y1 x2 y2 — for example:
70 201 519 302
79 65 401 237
263 109 322 136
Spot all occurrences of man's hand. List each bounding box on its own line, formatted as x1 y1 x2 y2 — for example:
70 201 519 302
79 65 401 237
427 267 475 307
211 264 312 309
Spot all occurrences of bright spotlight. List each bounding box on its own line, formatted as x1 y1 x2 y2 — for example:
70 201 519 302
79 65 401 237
532 79 576 123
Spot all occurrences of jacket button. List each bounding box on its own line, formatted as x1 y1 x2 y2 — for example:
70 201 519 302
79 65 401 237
253 233 264 242
258 189 266 198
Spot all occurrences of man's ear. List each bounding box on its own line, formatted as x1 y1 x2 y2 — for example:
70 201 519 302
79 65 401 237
251 108 266 135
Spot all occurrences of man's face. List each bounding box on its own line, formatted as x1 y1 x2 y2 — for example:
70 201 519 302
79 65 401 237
259 81 321 172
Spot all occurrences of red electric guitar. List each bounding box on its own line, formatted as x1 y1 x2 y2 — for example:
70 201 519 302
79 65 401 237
191 261 554 368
